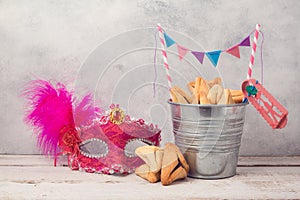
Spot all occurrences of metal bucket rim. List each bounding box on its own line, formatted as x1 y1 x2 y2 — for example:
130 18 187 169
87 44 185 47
168 100 248 108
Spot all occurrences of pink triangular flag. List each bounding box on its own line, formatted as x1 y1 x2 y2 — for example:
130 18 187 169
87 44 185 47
177 44 189 60
191 51 205 64
226 45 240 58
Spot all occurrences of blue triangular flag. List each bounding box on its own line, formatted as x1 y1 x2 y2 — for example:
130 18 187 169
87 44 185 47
164 32 176 48
205 50 221 67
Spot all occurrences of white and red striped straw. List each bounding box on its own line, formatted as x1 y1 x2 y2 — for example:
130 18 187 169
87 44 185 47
247 24 261 79
157 24 172 97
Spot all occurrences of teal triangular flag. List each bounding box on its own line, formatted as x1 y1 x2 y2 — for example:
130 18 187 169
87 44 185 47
164 32 176 48
205 50 221 67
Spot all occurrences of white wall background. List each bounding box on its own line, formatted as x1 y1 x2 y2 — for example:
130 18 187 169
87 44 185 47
0 0 299 155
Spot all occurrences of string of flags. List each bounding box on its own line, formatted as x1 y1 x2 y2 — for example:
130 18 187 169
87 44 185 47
162 30 252 67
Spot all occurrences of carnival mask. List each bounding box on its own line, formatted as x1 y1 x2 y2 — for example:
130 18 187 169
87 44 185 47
23 80 161 175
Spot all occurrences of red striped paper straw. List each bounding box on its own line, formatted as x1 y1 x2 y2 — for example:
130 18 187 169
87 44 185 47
247 24 261 79
157 24 172 97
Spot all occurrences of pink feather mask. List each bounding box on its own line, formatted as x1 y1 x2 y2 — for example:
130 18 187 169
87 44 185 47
22 80 161 175
23 80 76 156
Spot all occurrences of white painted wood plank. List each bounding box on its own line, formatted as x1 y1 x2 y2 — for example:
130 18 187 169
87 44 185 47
0 155 67 166
238 156 300 166
0 166 299 199
0 155 300 199
1 155 300 166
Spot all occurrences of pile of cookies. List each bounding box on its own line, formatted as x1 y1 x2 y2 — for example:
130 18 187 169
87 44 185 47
170 77 244 105
135 143 189 186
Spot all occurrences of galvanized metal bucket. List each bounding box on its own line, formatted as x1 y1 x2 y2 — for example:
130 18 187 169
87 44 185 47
168 101 247 179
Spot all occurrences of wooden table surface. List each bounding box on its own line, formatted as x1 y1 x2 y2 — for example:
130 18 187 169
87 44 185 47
1 155 300 199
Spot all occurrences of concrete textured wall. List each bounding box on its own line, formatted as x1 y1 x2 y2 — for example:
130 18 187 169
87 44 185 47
0 0 299 155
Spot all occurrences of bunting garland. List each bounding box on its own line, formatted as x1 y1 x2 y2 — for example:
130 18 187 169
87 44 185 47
162 30 255 67
240 36 251 46
226 45 240 58
205 50 221 67
177 45 189 60
191 51 205 64
163 32 176 47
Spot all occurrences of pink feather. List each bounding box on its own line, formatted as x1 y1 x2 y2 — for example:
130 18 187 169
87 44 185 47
22 80 75 156
74 94 102 126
